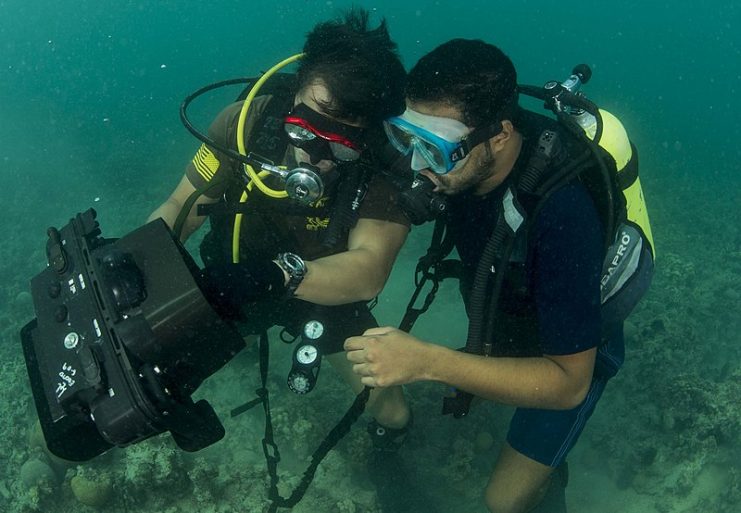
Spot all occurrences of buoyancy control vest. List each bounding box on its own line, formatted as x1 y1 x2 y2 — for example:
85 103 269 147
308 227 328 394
460 107 654 335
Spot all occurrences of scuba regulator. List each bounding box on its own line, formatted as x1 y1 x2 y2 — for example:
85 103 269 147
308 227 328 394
179 55 325 207
398 173 450 225
178 52 376 263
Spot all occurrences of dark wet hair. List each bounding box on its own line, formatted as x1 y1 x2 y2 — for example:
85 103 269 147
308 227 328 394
297 8 405 125
406 39 519 128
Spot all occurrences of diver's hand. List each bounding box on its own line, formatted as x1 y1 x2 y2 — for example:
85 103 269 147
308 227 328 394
199 258 286 320
344 327 432 387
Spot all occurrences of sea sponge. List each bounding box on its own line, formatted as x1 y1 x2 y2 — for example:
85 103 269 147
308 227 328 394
70 474 112 508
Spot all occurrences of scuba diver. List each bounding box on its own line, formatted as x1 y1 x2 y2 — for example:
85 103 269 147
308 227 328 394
148 7 412 471
345 39 654 513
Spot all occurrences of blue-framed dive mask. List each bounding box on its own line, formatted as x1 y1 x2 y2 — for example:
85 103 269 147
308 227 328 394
383 109 471 174
384 108 504 175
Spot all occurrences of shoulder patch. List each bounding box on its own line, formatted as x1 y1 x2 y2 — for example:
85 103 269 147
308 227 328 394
193 144 220 181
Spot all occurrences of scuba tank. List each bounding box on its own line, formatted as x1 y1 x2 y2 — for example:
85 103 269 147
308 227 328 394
551 65 654 260
528 65 655 322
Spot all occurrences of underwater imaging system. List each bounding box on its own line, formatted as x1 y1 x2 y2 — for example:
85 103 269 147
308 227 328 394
20 209 244 461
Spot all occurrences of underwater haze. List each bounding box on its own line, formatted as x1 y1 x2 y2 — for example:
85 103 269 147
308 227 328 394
1 0 739 512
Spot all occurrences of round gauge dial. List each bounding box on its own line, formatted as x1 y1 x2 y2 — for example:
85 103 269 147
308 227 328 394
303 320 324 340
289 374 310 394
296 344 318 365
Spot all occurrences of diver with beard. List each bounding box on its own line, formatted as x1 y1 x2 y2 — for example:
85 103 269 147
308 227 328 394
347 39 653 513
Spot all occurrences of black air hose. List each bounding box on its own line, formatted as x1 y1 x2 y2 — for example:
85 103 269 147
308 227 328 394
321 163 369 248
555 111 615 248
465 131 562 356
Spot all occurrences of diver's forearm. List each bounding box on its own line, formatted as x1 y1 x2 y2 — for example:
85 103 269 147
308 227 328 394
426 347 594 410
292 248 390 305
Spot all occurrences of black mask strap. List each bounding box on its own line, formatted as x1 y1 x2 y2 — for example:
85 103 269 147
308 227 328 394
459 121 503 158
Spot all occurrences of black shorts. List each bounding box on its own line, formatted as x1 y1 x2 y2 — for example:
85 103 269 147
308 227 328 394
238 298 377 355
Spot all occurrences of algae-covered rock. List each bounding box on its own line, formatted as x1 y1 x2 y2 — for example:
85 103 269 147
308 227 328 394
474 431 494 453
20 459 57 488
70 474 112 508
28 419 45 450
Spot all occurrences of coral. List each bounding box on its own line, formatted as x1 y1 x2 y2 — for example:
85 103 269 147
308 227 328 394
123 440 187 488
11 465 57 513
70 474 112 508
334 497 357 513
292 418 313 442
119 438 192 509
654 373 740 453
342 427 372 473
441 437 476 485
187 457 220 506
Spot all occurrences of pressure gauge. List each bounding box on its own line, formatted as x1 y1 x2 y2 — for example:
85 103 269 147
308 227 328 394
303 320 324 340
295 344 318 365
287 341 322 395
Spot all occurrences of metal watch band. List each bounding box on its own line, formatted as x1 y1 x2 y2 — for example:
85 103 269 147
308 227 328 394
275 252 307 297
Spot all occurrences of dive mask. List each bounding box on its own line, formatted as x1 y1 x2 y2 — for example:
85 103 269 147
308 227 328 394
384 109 471 174
284 103 366 163
384 108 504 175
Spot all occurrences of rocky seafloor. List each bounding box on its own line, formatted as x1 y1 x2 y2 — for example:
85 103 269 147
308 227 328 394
0 182 738 513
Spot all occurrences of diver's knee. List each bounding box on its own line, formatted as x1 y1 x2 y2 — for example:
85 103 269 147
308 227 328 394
366 387 409 429
485 481 531 513
485 495 525 513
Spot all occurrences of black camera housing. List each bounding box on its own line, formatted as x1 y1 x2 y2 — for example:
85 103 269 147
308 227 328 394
20 209 244 461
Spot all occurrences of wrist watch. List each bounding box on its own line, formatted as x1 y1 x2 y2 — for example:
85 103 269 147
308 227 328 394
275 252 307 297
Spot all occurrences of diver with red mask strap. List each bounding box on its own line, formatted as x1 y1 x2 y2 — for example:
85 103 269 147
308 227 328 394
147 8 413 497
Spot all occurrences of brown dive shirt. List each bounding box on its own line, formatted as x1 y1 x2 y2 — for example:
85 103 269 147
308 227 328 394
185 97 409 261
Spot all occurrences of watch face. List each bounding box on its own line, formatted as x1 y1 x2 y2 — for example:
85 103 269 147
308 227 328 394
303 320 324 340
295 344 318 364
281 253 306 275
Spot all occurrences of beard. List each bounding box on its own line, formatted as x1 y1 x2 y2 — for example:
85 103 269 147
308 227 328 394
425 145 497 196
